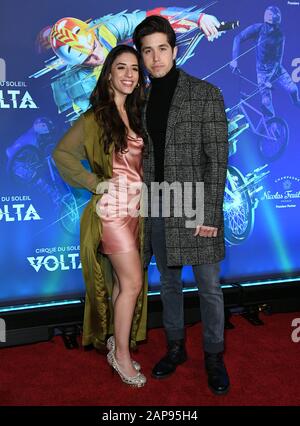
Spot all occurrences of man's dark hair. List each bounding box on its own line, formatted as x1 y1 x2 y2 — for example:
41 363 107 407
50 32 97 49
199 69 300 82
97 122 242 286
133 15 176 52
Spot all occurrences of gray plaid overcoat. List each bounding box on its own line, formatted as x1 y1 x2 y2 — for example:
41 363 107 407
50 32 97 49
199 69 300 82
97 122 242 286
142 69 229 267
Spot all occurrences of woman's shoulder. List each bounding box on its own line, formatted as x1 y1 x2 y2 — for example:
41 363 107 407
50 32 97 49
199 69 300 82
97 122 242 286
81 108 101 130
80 108 104 142
82 107 95 123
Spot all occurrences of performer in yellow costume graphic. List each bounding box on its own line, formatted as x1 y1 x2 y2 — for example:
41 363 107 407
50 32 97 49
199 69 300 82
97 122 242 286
32 6 223 119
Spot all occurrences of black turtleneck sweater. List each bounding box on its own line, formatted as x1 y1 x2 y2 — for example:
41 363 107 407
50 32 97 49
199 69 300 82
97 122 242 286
146 64 179 183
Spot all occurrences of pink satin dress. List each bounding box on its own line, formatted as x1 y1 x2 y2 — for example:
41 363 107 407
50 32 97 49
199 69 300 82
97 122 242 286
97 135 144 254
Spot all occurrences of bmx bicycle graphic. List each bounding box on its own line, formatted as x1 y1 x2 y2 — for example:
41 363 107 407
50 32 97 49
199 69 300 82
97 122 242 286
224 111 270 245
230 69 289 162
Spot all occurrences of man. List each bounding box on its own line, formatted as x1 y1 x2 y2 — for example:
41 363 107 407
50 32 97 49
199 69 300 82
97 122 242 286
32 6 222 118
133 16 230 395
230 5 300 117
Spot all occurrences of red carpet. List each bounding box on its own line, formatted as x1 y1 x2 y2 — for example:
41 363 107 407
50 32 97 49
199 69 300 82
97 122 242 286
1 312 300 406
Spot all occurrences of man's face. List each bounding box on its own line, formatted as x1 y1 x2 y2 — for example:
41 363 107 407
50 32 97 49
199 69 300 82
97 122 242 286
264 9 274 24
264 7 281 25
82 39 105 67
140 32 177 78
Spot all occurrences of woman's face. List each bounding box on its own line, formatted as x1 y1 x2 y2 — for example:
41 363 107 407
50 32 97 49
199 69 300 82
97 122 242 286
109 52 139 97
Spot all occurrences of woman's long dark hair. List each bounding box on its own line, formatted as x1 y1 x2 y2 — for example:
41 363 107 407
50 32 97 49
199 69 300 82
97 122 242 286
90 45 146 154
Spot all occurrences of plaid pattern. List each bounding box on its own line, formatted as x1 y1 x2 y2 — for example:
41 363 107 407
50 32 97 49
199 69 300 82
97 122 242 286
143 70 229 267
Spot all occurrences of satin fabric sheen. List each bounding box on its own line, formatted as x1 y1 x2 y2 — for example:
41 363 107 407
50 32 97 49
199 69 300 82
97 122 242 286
96 135 144 254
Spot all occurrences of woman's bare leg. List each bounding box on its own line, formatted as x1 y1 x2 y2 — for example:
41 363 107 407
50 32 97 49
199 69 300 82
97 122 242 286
108 249 142 377
112 270 120 306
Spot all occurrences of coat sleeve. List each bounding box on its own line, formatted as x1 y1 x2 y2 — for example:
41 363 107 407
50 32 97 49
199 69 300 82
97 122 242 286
201 86 229 227
52 115 102 193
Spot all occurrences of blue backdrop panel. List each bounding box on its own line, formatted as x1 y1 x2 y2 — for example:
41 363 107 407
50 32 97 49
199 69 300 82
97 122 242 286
1 0 300 305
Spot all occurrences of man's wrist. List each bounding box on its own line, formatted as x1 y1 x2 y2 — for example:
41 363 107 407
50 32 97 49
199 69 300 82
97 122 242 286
197 13 205 29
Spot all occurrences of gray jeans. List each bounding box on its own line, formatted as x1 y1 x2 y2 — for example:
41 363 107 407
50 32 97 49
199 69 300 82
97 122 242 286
151 216 224 353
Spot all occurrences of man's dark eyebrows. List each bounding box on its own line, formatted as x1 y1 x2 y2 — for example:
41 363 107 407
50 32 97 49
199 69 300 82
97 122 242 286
142 44 169 51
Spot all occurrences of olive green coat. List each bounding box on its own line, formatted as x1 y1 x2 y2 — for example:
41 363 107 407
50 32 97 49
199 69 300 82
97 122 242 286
53 109 147 350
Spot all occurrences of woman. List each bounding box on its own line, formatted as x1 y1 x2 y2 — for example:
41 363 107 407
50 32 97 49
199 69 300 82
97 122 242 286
53 45 147 387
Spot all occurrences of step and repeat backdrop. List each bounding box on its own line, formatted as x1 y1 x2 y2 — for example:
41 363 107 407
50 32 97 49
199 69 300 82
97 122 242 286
1 0 300 304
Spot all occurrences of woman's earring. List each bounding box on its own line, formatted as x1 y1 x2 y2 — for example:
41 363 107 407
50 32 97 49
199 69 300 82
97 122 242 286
135 83 140 89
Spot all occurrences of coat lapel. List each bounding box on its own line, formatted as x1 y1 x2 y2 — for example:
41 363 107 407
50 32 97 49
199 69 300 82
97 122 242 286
142 85 152 164
165 69 189 148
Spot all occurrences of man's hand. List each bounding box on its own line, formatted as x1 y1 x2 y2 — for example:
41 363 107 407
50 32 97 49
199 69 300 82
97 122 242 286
199 14 221 41
194 225 218 238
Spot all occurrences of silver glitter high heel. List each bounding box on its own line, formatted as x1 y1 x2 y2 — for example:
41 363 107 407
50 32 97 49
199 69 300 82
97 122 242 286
106 336 141 371
107 350 146 388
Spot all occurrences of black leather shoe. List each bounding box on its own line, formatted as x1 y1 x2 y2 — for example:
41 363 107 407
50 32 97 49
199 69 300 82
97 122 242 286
152 339 187 379
204 352 230 395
